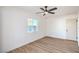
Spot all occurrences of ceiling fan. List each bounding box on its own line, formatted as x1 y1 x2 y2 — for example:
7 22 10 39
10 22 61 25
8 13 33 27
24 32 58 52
36 6 57 16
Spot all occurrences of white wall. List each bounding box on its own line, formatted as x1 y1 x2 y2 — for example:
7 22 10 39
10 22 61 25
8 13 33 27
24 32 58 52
46 14 78 40
1 7 45 52
46 16 66 39
78 13 79 46
0 7 2 52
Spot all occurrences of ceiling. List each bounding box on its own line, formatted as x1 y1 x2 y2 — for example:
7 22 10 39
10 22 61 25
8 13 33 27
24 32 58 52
18 6 79 18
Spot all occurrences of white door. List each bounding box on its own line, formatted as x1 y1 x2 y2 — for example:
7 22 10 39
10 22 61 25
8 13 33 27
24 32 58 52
66 17 77 41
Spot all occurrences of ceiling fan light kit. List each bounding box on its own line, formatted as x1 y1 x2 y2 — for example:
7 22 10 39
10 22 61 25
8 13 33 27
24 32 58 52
44 12 48 14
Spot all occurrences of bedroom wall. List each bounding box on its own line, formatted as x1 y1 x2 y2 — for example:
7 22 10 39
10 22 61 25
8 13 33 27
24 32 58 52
0 7 2 52
46 14 78 40
46 16 66 39
1 7 45 52
78 13 79 46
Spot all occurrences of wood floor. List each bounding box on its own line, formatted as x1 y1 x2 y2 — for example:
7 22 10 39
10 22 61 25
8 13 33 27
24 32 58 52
9 37 79 53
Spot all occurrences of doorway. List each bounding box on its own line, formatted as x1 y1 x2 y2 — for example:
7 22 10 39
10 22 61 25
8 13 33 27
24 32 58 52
66 17 78 41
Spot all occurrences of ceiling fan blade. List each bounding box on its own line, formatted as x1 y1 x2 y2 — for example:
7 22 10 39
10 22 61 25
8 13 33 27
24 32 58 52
48 11 55 14
40 8 45 11
36 12 44 14
43 13 46 16
48 7 57 11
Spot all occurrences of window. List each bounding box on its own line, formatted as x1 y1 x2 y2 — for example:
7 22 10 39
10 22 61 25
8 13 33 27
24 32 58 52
27 18 38 32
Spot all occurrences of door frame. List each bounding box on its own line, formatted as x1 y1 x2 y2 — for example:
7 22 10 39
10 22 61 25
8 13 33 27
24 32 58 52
66 16 78 41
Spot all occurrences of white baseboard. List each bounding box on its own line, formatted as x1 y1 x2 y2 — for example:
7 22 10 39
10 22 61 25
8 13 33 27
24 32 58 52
47 34 78 41
47 35 66 40
6 35 45 53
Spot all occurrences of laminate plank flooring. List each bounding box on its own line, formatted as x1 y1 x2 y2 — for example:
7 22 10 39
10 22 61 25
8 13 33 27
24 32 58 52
9 37 79 53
